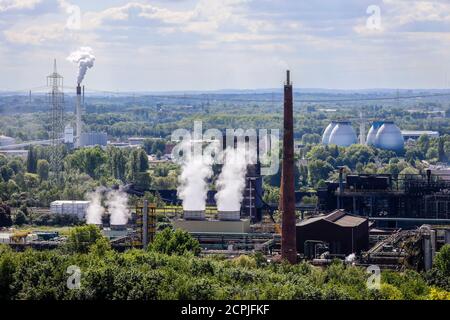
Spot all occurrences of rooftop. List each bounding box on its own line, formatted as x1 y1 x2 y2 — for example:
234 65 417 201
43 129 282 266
297 210 367 228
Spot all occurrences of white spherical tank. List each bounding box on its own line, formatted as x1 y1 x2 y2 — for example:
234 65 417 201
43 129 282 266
366 121 384 147
322 122 337 145
375 122 404 152
328 121 357 147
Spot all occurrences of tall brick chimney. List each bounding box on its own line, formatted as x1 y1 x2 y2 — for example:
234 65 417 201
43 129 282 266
281 70 297 264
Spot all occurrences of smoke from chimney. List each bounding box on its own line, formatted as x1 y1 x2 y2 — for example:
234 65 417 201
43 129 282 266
215 146 250 212
86 188 105 225
67 47 95 84
106 189 130 226
177 140 213 211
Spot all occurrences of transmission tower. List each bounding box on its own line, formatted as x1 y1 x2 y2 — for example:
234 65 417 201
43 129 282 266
47 59 65 179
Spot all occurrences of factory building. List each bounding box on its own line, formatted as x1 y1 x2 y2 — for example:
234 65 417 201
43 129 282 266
50 200 90 219
296 210 369 257
318 171 450 228
78 132 108 147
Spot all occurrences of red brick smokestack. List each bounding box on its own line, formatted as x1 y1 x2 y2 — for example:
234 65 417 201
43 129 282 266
281 70 297 264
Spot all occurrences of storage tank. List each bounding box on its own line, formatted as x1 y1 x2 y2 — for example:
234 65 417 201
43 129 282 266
183 210 205 220
328 121 357 147
366 121 384 147
218 211 241 221
322 122 337 145
374 121 404 152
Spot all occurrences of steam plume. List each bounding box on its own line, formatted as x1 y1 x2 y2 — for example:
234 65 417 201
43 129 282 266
86 188 105 225
106 189 130 225
215 146 250 212
177 140 213 211
67 47 95 84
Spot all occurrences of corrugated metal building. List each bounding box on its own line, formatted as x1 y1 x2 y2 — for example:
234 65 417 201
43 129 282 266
50 200 90 219
296 210 369 257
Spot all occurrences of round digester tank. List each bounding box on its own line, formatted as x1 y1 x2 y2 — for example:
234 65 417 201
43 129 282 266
322 122 337 145
366 121 384 147
374 121 404 152
328 121 357 147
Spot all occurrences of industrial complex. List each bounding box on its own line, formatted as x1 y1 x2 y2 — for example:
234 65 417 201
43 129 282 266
1 67 449 274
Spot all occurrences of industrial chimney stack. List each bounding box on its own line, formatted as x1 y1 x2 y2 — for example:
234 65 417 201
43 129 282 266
76 84 82 146
281 70 297 264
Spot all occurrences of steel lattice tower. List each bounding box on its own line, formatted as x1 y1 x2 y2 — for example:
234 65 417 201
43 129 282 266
47 59 65 179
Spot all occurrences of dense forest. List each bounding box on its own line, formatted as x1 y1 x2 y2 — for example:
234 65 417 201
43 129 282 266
0 226 449 300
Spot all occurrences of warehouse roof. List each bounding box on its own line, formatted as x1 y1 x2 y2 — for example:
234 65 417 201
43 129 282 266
297 210 367 228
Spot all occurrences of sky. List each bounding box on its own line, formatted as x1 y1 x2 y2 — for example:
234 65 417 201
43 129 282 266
0 0 450 91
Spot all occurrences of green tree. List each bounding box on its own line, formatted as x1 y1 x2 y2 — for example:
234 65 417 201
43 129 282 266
26 146 38 173
0 203 13 227
434 244 450 277
150 228 201 256
13 210 28 226
66 225 104 254
37 159 49 181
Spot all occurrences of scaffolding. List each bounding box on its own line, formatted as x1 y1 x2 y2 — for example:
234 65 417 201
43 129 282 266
134 201 157 248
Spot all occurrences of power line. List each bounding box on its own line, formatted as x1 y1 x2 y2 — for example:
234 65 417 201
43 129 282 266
5 85 450 104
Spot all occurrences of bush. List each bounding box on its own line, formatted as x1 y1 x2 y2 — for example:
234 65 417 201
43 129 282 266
150 228 201 256
66 225 104 254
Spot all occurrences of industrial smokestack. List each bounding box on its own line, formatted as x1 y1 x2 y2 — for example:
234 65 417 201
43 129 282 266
76 84 82 144
281 70 297 264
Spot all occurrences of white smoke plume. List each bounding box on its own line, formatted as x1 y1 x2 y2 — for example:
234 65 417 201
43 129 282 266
106 189 130 226
67 47 96 84
215 146 250 212
86 188 105 225
177 140 213 211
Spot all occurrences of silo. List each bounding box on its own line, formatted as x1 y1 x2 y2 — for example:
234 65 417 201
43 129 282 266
322 122 337 145
328 121 357 147
366 121 384 147
374 121 404 152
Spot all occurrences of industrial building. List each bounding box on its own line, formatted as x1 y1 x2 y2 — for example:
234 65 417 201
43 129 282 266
78 132 108 147
401 130 440 141
296 210 369 257
318 170 450 228
50 200 90 219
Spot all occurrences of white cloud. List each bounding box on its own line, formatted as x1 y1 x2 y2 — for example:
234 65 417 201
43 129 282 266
4 23 66 44
0 0 42 12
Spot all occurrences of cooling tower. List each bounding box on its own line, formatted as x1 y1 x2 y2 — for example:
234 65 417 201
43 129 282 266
183 210 206 221
322 121 337 145
366 121 384 147
218 211 241 221
328 121 357 147
374 121 404 152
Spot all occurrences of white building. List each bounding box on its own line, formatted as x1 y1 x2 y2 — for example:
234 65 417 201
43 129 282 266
0 135 15 146
50 200 90 219
401 130 439 141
